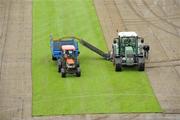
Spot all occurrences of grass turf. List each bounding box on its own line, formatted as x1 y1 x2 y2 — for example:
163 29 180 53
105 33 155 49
32 0 162 115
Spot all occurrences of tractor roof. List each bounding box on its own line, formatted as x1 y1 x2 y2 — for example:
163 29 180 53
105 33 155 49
118 32 138 37
61 45 75 51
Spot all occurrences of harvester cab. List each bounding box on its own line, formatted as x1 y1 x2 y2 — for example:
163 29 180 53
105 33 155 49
112 32 150 71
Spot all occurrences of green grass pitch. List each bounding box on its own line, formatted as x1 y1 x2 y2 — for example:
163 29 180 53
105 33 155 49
32 0 162 115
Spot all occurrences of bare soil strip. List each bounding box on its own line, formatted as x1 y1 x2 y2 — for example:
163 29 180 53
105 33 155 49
94 0 180 115
0 0 32 119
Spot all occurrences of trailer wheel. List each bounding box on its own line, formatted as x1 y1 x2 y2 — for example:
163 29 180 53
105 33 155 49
61 68 66 77
138 63 145 71
76 67 81 77
52 56 56 61
115 63 122 71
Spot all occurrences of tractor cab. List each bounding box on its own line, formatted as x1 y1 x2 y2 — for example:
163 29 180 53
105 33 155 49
56 44 81 77
62 45 76 59
61 45 76 68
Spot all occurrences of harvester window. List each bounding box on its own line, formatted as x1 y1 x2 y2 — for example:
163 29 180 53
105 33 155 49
123 38 129 46
130 38 135 46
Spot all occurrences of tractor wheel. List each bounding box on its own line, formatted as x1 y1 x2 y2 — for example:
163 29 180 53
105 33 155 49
61 68 66 78
115 63 122 72
58 59 62 72
76 67 81 77
138 63 145 71
76 63 80 67
58 65 61 72
52 56 56 61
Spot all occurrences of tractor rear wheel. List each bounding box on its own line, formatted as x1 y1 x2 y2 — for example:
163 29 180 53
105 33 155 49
115 63 122 71
58 65 61 72
76 67 81 77
61 68 66 77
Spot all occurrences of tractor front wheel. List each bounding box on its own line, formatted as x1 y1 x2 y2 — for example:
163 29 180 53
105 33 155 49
76 67 81 77
61 68 66 77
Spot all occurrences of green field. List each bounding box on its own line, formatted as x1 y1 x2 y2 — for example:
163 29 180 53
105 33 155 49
32 0 161 115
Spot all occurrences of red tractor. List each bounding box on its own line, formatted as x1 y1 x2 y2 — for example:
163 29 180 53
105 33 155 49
58 45 81 77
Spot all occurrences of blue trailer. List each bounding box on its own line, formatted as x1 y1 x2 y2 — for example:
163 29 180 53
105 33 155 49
50 38 79 60
50 36 81 77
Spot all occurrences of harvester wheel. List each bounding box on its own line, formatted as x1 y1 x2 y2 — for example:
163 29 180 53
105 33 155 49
61 68 66 77
115 63 122 71
138 63 145 71
76 67 81 77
